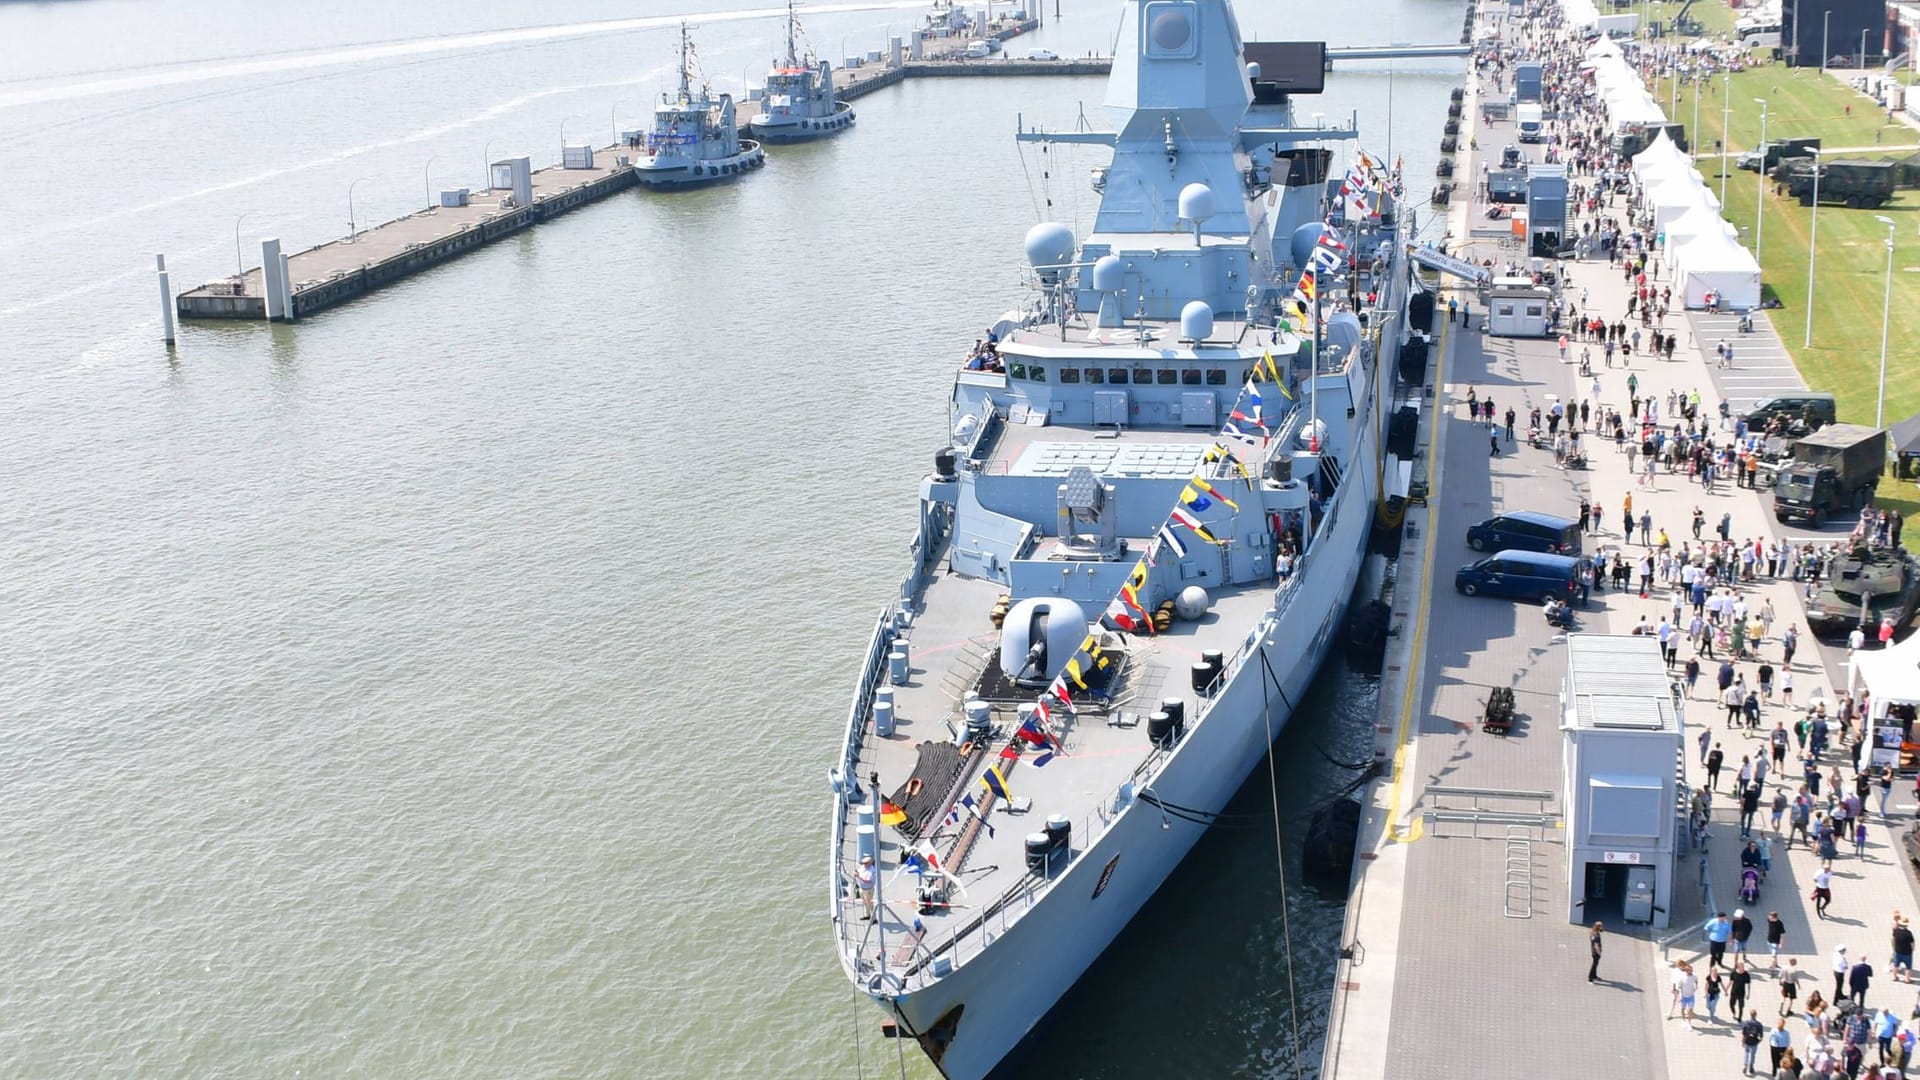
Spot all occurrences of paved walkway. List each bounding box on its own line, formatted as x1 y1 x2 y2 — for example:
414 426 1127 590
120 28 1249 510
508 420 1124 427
1328 6 1920 1080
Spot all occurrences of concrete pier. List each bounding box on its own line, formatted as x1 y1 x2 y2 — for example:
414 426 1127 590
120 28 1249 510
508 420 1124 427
178 148 634 321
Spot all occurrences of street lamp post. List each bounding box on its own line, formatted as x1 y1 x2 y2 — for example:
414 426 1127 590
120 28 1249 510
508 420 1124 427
1822 10 1830 73
234 211 258 279
483 137 501 191
1875 215 1895 427
611 99 630 143
1753 98 1768 260
560 114 581 154
423 154 437 208
347 176 374 241
1720 68 1732 206
1804 147 1823 348
1860 28 1869 70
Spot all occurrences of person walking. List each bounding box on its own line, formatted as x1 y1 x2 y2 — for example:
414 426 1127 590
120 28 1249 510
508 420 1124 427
1676 960 1700 1024
1709 743 1727 790
1742 1009 1766 1075
1708 911 1734 970
1836 945 1853 1000
1589 920 1604 982
1733 910 1755 963
1732 960 1754 1019
1768 1016 1793 1073
1767 911 1787 972
1707 966 1726 1022
1850 956 1875 1007
1779 958 1802 1016
1892 915 1914 984
1880 765 1896 818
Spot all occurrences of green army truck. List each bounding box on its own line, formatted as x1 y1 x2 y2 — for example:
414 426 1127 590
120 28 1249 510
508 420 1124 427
1772 424 1887 527
1771 158 1897 209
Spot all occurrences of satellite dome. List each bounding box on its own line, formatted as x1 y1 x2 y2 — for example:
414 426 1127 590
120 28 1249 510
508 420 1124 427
1290 221 1333 269
1324 310 1363 363
1181 300 1214 342
1177 182 1216 225
1024 222 1077 273
1091 254 1125 292
1245 61 1262 80
1174 585 1211 620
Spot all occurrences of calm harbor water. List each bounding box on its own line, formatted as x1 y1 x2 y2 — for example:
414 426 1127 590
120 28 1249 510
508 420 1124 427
0 0 1461 1074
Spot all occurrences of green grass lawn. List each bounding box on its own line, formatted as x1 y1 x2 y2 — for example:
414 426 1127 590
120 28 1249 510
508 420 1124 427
1638 57 1920 513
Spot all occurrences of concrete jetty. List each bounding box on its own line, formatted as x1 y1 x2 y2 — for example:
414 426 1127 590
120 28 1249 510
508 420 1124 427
1320 3 1919 1078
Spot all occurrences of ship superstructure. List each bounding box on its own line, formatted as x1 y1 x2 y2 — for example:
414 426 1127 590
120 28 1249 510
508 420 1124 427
824 3 1413 1077
635 23 766 188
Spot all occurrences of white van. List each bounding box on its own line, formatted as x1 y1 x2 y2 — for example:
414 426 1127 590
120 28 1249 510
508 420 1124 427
964 39 992 58
1516 103 1543 143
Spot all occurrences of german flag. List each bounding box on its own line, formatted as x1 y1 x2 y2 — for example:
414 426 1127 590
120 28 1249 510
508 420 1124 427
880 800 909 827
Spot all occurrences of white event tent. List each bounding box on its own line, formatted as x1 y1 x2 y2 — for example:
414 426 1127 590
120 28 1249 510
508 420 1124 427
1670 235 1762 309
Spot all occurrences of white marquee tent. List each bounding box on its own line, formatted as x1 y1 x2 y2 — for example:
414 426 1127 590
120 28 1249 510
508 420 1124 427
1851 631 1920 707
1671 234 1761 309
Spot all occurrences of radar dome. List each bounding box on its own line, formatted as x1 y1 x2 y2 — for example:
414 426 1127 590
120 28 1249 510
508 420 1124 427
1245 62 1262 80
1290 221 1334 269
1174 586 1211 620
1181 300 1215 342
1178 182 1216 225
1324 311 1363 364
1024 222 1077 272
1091 254 1125 292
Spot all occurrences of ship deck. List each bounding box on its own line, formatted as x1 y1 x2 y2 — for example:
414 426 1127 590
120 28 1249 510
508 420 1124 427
834 541 1280 985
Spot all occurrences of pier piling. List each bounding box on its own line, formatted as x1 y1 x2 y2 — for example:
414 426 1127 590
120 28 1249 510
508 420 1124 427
156 254 176 346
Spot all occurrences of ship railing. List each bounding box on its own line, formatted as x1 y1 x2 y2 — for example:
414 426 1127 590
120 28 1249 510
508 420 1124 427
885 797 1119 982
830 607 902 960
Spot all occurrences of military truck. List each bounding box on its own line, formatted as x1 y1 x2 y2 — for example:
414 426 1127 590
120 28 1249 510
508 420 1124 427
1772 158 1897 209
1611 122 1689 157
1772 424 1887 527
1514 62 1544 104
1737 137 1821 173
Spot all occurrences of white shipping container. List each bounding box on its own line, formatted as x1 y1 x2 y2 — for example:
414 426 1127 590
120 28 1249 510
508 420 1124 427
439 188 470 208
562 144 594 169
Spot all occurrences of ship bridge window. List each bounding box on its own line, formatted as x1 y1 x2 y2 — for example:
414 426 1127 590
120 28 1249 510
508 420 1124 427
1157 369 1177 385
1133 367 1154 385
1059 367 1080 384
1009 362 1028 380
1031 365 1048 383
1083 368 1104 384
1181 369 1202 386
1108 369 1128 385
1206 369 1228 386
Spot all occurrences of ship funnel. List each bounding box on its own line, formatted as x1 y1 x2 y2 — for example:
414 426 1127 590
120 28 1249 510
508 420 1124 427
1181 300 1215 343
1024 222 1077 284
1092 255 1125 328
1178 182 1215 246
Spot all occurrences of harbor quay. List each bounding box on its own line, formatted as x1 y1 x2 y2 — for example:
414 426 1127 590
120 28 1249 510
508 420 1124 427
173 22 1098 325
1321 2 1920 1078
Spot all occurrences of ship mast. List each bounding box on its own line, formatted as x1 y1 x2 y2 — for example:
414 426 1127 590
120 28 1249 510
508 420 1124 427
677 22 693 102
785 0 799 66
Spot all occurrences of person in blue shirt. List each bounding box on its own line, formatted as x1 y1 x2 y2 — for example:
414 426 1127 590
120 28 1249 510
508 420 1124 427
1706 911 1733 970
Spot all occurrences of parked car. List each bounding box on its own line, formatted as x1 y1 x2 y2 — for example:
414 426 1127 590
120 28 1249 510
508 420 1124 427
1026 49 1059 60
1454 550 1582 604
1465 510 1582 554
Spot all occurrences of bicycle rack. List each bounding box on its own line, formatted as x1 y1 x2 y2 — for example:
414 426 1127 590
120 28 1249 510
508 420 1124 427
1504 825 1534 919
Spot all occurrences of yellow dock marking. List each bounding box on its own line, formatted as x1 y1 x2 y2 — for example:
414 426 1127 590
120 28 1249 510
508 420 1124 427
1385 289 1459 845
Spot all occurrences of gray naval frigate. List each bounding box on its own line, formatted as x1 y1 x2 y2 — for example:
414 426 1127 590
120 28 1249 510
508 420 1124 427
750 0 855 142
826 0 1414 1074
634 23 766 188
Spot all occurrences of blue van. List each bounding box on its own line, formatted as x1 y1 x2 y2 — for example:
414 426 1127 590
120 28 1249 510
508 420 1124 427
1454 550 1581 604
1465 510 1581 555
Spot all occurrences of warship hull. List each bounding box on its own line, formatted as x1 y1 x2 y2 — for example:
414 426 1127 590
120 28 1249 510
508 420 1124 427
876 412 1383 1080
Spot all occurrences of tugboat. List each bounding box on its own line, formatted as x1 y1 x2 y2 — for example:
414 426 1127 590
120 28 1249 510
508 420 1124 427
1804 540 1920 639
634 23 766 189
750 0 855 143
